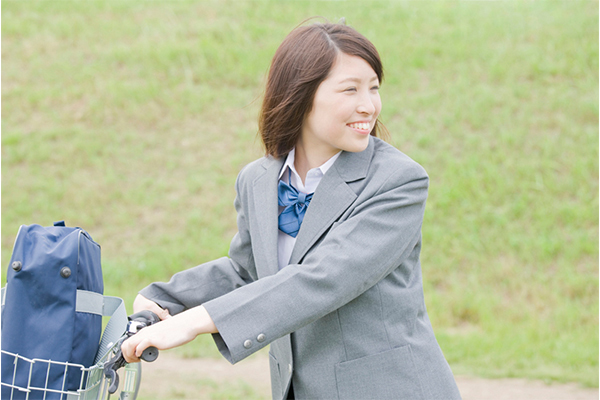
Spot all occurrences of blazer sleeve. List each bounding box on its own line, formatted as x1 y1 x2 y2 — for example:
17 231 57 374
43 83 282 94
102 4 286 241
138 167 257 315
203 161 429 363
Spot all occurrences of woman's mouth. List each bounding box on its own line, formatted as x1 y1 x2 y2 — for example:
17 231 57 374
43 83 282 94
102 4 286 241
347 122 371 134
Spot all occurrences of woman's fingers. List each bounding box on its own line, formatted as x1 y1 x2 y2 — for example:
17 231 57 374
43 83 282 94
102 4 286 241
121 334 143 363
134 337 153 359
121 324 164 363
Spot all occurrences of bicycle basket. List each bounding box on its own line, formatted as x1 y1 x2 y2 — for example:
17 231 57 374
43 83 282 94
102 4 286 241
1 293 141 400
1 343 141 400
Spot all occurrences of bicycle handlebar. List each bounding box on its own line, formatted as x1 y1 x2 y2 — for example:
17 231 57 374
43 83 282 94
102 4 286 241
127 310 160 361
104 310 161 394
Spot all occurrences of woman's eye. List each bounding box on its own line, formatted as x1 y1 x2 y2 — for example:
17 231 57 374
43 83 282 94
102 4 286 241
344 87 357 92
370 86 380 91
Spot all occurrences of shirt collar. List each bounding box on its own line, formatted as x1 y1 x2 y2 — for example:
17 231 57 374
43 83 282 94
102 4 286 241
278 148 342 181
279 148 297 180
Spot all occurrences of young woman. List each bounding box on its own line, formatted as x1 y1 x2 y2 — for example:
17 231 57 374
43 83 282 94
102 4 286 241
122 21 462 400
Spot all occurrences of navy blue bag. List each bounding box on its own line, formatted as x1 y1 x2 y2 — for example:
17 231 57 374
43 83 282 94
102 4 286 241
1 221 103 399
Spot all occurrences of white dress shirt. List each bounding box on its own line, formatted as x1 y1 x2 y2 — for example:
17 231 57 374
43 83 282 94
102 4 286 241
277 148 341 270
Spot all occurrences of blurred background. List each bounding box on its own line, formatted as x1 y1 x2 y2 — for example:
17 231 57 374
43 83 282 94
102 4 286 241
2 1 598 398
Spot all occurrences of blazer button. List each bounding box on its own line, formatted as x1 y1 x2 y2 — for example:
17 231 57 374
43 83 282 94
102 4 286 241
243 340 252 349
257 334 266 343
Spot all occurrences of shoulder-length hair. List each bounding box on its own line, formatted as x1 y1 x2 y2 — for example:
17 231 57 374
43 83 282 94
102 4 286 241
259 21 386 158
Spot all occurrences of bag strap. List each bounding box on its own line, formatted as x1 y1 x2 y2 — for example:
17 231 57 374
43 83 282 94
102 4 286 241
76 290 128 363
1 286 6 308
2 286 128 364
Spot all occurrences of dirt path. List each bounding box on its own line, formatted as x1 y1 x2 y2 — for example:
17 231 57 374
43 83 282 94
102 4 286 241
139 352 598 400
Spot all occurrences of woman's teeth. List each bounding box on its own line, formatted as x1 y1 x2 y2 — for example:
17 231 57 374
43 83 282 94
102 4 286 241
348 122 369 130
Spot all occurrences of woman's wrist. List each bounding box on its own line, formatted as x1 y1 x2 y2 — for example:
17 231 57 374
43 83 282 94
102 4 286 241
188 305 218 336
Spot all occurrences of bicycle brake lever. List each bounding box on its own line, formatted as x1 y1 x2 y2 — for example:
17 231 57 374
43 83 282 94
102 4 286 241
104 348 127 394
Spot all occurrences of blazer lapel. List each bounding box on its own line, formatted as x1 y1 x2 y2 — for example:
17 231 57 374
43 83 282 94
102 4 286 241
252 156 284 277
289 137 374 265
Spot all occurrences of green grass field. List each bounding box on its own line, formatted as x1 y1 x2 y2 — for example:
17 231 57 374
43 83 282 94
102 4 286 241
2 0 598 393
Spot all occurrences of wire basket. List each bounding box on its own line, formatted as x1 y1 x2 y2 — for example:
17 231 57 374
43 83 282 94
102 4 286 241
1 341 141 400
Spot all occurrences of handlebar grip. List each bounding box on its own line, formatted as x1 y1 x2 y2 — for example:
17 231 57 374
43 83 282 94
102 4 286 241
127 310 161 362
141 346 159 362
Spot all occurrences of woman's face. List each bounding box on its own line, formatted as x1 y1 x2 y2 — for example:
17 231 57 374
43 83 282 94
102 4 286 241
300 52 382 162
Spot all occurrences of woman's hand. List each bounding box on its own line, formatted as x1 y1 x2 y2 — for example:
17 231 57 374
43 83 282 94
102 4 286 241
121 304 218 363
133 294 171 320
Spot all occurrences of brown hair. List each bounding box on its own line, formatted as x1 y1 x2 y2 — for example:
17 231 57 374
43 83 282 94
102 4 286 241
259 21 387 158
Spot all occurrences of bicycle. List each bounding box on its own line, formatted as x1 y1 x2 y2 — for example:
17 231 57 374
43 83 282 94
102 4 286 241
1 304 160 400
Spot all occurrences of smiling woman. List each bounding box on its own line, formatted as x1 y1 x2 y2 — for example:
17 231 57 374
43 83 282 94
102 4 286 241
258 21 387 162
121 21 462 400
298 53 382 174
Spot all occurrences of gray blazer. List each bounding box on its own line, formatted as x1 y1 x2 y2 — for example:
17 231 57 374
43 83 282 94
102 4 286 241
140 136 462 400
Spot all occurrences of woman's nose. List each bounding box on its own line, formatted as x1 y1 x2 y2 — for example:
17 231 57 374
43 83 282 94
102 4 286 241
357 93 376 115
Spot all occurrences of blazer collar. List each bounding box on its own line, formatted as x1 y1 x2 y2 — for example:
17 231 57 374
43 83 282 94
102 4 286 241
252 155 285 276
330 136 373 183
289 137 374 265
252 137 375 275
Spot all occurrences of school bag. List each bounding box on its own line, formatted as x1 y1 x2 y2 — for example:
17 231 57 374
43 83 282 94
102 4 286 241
0 221 119 399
